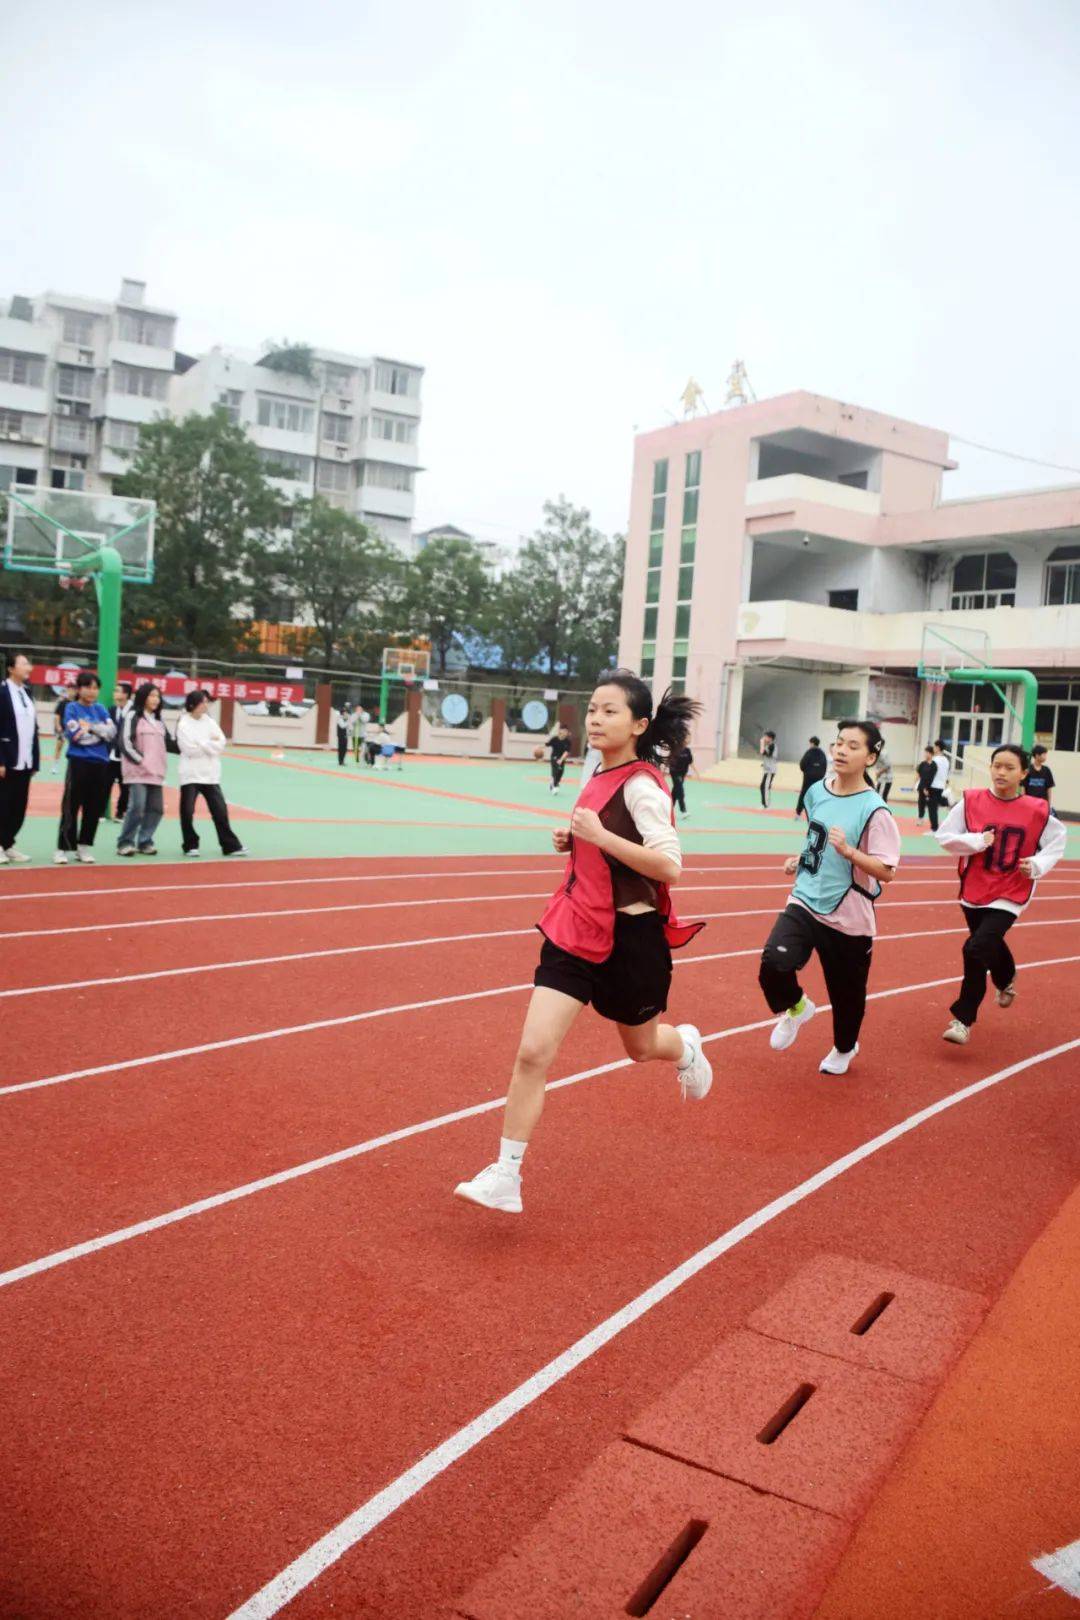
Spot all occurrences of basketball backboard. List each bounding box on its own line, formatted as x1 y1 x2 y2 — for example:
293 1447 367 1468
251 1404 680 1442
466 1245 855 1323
3 484 155 583
917 623 991 681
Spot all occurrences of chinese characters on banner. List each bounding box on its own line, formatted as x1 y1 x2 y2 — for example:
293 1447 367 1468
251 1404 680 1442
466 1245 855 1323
32 667 304 704
867 675 920 725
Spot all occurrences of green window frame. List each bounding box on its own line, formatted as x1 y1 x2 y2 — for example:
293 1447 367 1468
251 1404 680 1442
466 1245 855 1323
644 605 658 638
682 487 699 526
645 568 661 604
640 639 656 677
672 638 688 679
680 528 696 564
651 494 666 530
648 532 664 568
677 563 694 601
685 449 701 486
653 459 668 495
674 603 691 638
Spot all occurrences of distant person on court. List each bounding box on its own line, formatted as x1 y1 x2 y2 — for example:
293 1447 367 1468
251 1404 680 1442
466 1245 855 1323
795 735 828 819
1024 745 1055 811
55 670 115 864
454 671 712 1215
667 742 696 816
52 679 76 774
176 690 246 857
336 702 351 767
117 683 177 856
759 729 778 807
106 679 133 819
926 739 950 831
364 713 381 767
545 725 572 794
874 741 893 803
0 651 39 865
758 720 899 1077
915 746 936 823
936 744 1065 1045
375 724 396 771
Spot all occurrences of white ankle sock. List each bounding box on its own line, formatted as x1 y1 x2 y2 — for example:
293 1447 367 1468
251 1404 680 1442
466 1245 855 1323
499 1137 527 1172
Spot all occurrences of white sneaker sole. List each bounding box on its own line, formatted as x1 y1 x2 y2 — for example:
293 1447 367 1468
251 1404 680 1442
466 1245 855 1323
819 1041 859 1076
453 1183 522 1215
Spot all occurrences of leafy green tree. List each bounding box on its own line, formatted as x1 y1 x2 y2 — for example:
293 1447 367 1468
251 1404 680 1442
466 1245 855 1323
397 534 489 674
257 342 317 382
117 410 285 656
280 498 400 670
492 497 624 682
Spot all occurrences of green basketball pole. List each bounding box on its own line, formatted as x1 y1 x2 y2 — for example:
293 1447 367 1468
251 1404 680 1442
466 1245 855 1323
939 667 1038 752
75 544 124 703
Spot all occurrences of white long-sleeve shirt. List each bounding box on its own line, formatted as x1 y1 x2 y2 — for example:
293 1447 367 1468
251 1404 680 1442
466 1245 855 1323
934 796 1067 915
176 711 228 785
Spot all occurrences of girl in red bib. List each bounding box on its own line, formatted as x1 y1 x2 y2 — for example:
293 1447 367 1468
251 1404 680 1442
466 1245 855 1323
455 671 713 1214
935 743 1066 1044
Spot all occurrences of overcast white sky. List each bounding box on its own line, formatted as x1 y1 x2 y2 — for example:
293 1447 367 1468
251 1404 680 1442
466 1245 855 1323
4 0 1079 545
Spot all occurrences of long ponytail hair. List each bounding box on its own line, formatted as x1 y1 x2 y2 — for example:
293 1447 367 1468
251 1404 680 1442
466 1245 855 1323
596 668 703 766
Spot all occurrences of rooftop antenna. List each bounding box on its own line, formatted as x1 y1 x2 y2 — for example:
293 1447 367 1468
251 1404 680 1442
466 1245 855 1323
724 359 756 406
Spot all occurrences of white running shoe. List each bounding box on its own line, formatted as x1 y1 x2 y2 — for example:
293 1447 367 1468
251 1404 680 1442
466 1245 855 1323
224 847 249 857
943 1018 970 1045
0 850 8 865
675 1023 713 1100
54 851 69 864
76 847 96 864
770 998 817 1051
819 1042 859 1076
4 847 30 863
117 844 137 857
454 1163 523 1214
996 981 1017 1009
184 849 201 857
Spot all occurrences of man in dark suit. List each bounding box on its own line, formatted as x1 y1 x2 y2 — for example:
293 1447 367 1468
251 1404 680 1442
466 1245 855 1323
0 651 40 864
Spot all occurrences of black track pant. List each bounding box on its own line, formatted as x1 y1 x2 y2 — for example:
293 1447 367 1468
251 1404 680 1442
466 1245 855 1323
760 771 774 808
950 905 1016 1027
180 782 243 854
670 773 687 813
550 758 566 788
0 768 33 849
917 787 928 820
927 787 947 831
759 904 873 1055
879 780 892 803
337 729 348 765
58 759 110 851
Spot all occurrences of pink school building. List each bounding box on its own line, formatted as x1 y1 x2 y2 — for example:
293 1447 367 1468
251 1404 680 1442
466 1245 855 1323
618 391 1080 789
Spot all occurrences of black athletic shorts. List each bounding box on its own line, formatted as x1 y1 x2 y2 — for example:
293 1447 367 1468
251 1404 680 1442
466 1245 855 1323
534 910 672 1026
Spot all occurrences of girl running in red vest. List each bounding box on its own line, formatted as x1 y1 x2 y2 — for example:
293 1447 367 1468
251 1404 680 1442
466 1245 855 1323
936 743 1066 1044
455 670 713 1214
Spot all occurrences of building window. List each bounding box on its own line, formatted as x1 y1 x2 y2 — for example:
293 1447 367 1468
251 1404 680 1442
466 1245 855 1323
682 448 701 525
117 312 172 347
317 461 351 492
256 395 315 433
674 602 691 638
672 638 689 679
0 466 37 490
643 605 659 639
1034 680 1080 751
56 365 94 401
107 420 141 451
258 447 313 481
645 568 661 604
360 460 415 492
53 418 92 450
1044 544 1080 606
374 363 420 398
677 563 694 600
0 349 46 388
112 363 168 401
59 310 95 346
369 411 417 444
647 532 663 569
322 413 351 444
0 410 25 436
822 688 861 720
640 640 656 678
680 528 696 564
950 551 1016 610
653 459 668 495
216 389 243 425
829 588 859 611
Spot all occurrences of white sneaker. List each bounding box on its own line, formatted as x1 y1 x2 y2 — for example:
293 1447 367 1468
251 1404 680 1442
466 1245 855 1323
117 844 137 857
454 1162 523 1214
770 998 817 1051
943 1018 970 1045
54 851 69 865
675 1023 713 1100
0 850 8 865
819 1042 859 1076
76 846 96 864
996 981 1017 1009
184 849 201 857
4 847 30 863
224 846 249 857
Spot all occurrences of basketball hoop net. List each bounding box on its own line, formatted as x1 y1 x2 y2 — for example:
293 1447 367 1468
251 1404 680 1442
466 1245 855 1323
58 574 88 594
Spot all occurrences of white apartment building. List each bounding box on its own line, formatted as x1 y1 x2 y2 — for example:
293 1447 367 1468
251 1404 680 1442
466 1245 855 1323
170 346 424 555
415 522 513 579
0 279 177 498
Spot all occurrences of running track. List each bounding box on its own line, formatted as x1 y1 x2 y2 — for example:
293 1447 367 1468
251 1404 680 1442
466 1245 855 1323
2 853 1079 1618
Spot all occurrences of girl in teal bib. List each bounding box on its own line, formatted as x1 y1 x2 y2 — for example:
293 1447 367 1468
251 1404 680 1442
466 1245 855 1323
758 720 900 1075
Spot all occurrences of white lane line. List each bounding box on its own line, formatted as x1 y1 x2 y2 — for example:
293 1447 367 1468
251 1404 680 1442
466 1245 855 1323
8 889 1080 943
5 912 1078 1002
225 1033 1080 1620
4 957 1078 1293
1033 1536 1080 1598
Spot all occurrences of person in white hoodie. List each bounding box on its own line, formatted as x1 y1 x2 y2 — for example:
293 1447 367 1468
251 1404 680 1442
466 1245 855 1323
176 689 247 857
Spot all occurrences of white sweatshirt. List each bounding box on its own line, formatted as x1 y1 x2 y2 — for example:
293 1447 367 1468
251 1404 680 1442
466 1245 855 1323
176 712 228 785
934 796 1067 915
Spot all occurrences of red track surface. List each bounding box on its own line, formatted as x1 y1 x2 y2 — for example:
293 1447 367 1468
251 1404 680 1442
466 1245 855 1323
2 854 1079 1618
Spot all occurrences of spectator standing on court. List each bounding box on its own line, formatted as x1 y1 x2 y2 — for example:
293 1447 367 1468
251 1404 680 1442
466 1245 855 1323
336 702 351 767
0 651 39 865
52 679 76 774
1024 745 1055 811
364 713 381 767
352 705 369 763
106 679 133 819
926 739 950 831
759 729 778 808
794 735 828 819
875 742 894 803
545 725 572 793
176 690 246 857
915 746 936 823
117 683 177 856
375 724 397 771
668 742 696 816
55 670 115 864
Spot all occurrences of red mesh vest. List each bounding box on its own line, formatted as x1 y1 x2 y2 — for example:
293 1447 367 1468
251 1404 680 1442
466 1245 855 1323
538 759 704 963
957 788 1050 908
